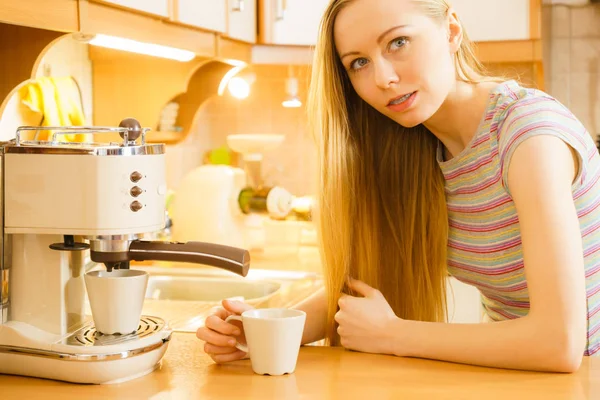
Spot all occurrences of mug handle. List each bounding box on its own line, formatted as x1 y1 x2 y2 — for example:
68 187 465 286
224 315 249 353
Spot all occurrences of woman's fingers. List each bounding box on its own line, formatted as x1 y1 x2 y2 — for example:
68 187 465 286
204 343 240 355
211 350 248 364
205 315 242 336
196 326 237 347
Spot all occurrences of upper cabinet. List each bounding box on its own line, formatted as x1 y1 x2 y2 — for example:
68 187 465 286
450 0 532 42
176 0 227 33
0 0 79 32
258 0 329 46
100 0 170 18
226 0 257 43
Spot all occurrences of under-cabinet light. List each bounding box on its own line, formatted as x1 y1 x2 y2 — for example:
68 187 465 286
89 34 195 62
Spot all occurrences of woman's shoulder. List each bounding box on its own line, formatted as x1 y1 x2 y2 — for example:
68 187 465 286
487 80 588 143
488 80 594 194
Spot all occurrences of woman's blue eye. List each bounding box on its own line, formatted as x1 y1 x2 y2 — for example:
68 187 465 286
390 37 408 50
350 58 369 71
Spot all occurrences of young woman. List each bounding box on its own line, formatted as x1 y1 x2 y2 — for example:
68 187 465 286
196 0 600 372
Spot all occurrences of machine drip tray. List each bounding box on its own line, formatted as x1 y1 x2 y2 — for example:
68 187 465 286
64 316 167 347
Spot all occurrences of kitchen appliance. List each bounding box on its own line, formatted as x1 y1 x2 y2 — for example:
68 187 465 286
0 119 250 384
171 134 294 249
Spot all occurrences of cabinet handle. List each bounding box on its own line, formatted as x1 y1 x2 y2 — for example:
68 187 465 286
232 0 244 12
276 0 287 21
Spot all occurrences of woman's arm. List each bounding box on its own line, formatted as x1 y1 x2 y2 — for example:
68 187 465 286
293 286 327 345
335 134 587 372
389 134 587 372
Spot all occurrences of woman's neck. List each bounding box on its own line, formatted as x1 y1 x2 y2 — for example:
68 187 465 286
423 80 500 160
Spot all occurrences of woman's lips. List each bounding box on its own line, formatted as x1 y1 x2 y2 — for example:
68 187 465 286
386 91 417 113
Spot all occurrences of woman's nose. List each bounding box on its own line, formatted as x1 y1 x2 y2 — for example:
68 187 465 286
373 59 399 89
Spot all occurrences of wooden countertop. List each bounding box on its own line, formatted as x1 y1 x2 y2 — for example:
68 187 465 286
1 332 599 399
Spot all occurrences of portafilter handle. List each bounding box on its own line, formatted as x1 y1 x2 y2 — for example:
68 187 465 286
128 240 250 277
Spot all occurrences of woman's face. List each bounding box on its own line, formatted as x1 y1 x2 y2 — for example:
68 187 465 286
334 0 459 128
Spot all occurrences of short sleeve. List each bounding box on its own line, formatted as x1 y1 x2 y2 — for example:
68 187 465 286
497 96 590 196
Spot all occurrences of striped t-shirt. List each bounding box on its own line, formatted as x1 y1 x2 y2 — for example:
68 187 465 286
437 80 600 356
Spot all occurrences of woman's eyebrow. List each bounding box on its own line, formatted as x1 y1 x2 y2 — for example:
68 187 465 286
339 25 410 60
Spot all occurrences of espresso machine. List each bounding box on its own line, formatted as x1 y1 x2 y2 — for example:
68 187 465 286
0 119 250 384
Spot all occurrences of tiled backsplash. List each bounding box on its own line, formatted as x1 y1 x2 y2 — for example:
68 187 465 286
543 2 600 136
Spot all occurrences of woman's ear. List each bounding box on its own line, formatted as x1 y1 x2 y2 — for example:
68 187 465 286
446 8 463 53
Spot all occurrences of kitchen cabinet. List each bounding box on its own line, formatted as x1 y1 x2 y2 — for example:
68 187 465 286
258 0 538 45
0 0 79 32
259 0 330 45
450 0 532 42
226 0 257 43
100 0 170 18
177 0 227 33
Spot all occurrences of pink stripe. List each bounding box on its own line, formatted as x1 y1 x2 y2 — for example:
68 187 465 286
449 274 528 293
582 218 600 238
472 135 490 147
584 243 600 259
449 237 521 254
450 215 519 233
506 84 519 100
587 282 600 298
588 322 600 338
448 260 524 276
578 198 600 219
445 155 494 180
585 263 600 279
588 302 600 319
447 196 512 214
488 307 518 320
574 172 600 200
485 294 530 309
452 173 501 195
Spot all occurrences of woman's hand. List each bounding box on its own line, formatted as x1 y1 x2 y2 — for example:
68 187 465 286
196 299 253 363
335 278 401 355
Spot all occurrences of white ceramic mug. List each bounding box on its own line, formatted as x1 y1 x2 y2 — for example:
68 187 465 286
225 308 306 376
84 269 149 335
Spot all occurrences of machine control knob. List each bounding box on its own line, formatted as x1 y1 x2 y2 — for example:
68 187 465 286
130 186 143 197
130 171 143 182
130 201 143 212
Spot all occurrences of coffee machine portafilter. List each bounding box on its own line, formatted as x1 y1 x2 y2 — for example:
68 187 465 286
0 119 250 384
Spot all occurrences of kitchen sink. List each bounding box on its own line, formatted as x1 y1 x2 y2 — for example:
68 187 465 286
130 265 319 332
145 275 281 303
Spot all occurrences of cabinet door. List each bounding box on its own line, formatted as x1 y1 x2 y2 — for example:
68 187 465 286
101 0 169 17
227 0 257 43
446 277 483 324
178 0 227 33
259 0 329 46
450 0 530 42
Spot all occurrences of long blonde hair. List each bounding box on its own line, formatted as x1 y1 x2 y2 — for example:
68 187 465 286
308 0 494 345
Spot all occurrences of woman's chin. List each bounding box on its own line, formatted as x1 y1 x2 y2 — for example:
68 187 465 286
390 114 426 129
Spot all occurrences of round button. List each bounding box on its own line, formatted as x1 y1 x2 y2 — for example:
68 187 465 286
130 186 143 197
130 201 143 212
130 171 143 183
